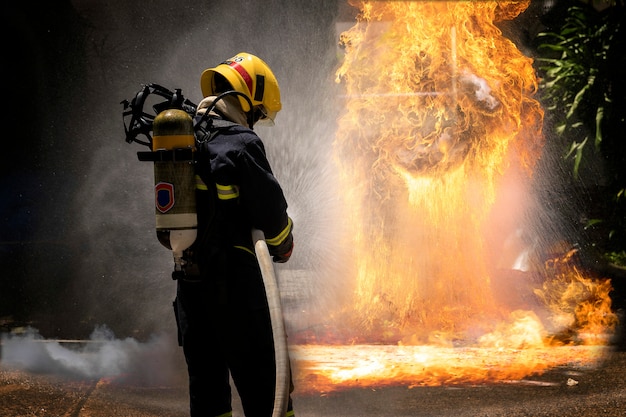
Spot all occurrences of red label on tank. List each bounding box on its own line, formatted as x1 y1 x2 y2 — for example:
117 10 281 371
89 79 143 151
155 182 175 213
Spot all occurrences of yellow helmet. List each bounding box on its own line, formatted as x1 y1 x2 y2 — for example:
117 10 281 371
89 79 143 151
200 52 281 125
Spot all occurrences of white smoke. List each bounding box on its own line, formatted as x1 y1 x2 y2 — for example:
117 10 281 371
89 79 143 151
1 326 185 386
460 71 500 110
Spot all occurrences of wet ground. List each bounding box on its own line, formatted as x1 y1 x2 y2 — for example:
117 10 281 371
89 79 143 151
1 346 625 417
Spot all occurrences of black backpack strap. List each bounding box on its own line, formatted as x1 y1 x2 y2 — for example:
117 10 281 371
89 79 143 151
174 117 238 281
194 115 239 145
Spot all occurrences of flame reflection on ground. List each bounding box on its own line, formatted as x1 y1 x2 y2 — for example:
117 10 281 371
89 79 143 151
290 343 610 394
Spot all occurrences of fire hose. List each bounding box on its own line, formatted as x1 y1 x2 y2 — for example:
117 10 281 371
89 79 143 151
252 229 290 417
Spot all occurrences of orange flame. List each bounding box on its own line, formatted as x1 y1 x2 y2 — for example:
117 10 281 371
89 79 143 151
330 0 548 343
290 0 616 393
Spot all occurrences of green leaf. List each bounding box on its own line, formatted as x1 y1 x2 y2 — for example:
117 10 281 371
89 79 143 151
585 218 604 229
595 106 604 149
566 83 590 120
565 138 588 179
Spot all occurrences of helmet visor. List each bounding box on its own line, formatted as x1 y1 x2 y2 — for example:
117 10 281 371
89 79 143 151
254 105 277 127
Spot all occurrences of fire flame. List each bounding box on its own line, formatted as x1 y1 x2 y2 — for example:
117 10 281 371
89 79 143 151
290 0 617 393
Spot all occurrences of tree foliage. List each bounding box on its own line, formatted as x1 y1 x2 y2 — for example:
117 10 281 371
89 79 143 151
536 0 626 255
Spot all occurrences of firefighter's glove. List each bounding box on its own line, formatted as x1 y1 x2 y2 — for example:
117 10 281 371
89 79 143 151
270 232 294 264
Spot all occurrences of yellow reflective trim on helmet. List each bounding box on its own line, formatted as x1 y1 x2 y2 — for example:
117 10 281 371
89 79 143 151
266 217 293 246
215 412 232 417
195 175 208 191
285 410 295 417
216 183 239 200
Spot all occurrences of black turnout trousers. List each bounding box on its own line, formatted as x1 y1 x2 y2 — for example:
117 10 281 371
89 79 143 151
174 252 293 417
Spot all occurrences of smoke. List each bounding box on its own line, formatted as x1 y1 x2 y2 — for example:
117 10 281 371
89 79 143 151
1 326 185 386
459 71 500 110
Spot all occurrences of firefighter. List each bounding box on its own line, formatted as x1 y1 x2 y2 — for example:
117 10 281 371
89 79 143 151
173 52 295 417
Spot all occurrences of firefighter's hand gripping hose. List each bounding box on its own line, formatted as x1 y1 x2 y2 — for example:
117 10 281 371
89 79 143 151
252 229 290 417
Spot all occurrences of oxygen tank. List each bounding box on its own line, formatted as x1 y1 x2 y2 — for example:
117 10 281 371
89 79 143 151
151 108 197 271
